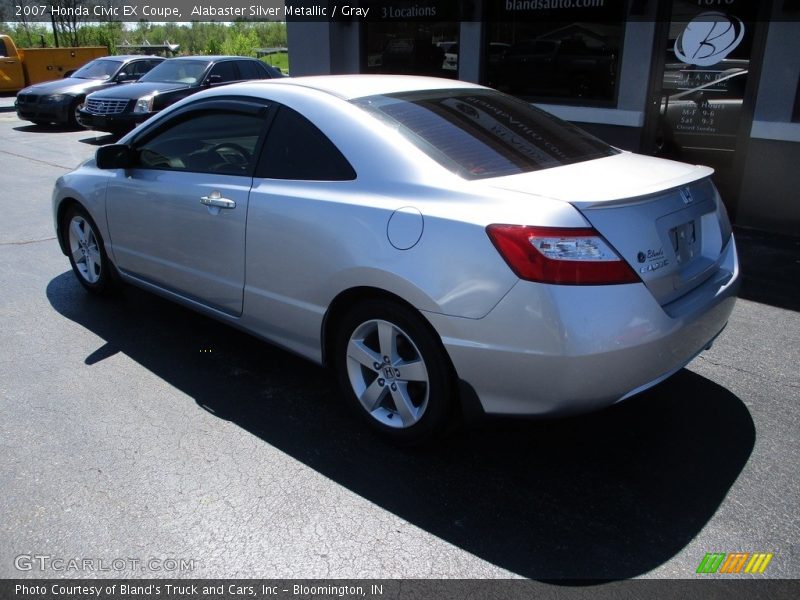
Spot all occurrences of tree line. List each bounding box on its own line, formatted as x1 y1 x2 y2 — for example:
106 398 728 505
1 1 287 56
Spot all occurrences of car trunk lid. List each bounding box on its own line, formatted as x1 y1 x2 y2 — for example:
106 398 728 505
485 152 732 305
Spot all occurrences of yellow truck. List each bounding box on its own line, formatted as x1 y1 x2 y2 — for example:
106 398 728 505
0 34 108 93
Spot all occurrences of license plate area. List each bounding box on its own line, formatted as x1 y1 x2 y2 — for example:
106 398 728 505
656 203 715 292
669 220 697 265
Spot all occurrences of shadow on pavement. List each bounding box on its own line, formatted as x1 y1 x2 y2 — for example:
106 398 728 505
11 122 114 144
79 133 118 146
13 123 81 133
734 226 800 313
47 272 755 581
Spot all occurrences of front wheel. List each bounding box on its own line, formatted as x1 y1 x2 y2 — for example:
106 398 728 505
69 97 85 128
334 300 453 444
62 205 117 295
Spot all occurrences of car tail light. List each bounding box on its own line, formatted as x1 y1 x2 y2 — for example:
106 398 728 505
486 225 640 285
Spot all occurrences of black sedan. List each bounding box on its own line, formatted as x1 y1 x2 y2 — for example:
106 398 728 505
77 56 283 134
15 56 164 127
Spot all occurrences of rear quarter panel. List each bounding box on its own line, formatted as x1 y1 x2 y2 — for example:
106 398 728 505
237 84 588 362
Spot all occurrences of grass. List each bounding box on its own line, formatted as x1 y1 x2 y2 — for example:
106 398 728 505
260 53 289 75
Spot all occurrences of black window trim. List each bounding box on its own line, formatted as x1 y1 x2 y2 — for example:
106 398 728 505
254 104 358 182
130 96 273 145
128 97 275 178
205 59 242 86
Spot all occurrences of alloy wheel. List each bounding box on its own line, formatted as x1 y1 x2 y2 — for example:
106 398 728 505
345 319 430 428
67 215 102 284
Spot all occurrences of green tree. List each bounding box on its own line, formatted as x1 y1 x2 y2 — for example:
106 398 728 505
220 27 259 57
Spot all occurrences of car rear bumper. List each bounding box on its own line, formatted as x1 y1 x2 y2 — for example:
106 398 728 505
424 236 740 416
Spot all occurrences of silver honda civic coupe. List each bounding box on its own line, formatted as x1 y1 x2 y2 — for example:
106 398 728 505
53 75 739 443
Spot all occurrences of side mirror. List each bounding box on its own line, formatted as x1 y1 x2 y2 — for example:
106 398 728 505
205 74 223 86
116 71 135 83
96 144 135 169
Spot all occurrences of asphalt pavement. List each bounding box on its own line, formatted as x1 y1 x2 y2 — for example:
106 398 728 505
0 94 798 581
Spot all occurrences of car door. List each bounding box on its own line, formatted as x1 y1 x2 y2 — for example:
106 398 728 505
126 58 159 81
105 100 272 316
0 36 24 93
204 60 240 87
237 59 275 80
244 105 358 350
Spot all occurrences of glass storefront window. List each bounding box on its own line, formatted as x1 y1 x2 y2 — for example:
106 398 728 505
655 0 760 215
483 1 625 105
364 22 460 79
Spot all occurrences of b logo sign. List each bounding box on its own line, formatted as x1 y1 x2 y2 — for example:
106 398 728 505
674 11 745 67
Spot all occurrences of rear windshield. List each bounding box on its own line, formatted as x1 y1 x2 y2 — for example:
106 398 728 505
351 89 618 180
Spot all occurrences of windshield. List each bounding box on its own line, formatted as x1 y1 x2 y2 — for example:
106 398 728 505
72 59 123 80
139 60 208 85
352 89 618 180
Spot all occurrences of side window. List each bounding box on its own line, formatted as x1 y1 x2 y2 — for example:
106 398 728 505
208 61 239 83
129 61 150 77
136 111 266 176
0 38 7 58
237 60 265 80
257 107 356 181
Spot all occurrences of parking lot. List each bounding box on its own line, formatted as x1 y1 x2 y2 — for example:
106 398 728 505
0 93 798 581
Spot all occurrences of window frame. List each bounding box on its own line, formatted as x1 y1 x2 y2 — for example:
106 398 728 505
205 60 241 85
127 59 154 78
254 105 357 182
128 98 275 178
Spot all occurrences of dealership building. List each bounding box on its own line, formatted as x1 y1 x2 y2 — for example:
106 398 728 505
286 0 800 235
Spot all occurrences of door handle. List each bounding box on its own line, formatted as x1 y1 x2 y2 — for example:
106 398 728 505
200 191 236 209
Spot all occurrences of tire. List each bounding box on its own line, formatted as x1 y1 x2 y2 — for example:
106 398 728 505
68 97 85 128
334 300 453 444
62 204 118 295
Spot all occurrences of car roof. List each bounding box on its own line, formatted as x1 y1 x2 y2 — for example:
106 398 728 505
238 74 486 100
101 55 165 62
169 55 255 62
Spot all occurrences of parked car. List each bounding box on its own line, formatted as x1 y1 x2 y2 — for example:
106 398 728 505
54 75 739 443
77 56 283 134
15 55 164 127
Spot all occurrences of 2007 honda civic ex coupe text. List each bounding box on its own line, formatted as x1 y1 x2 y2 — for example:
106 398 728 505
53 75 739 443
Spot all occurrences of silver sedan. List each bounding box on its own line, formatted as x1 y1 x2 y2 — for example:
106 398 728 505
53 75 740 443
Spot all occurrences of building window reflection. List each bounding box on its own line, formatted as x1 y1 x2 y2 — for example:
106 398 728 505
364 22 460 79
484 21 623 105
